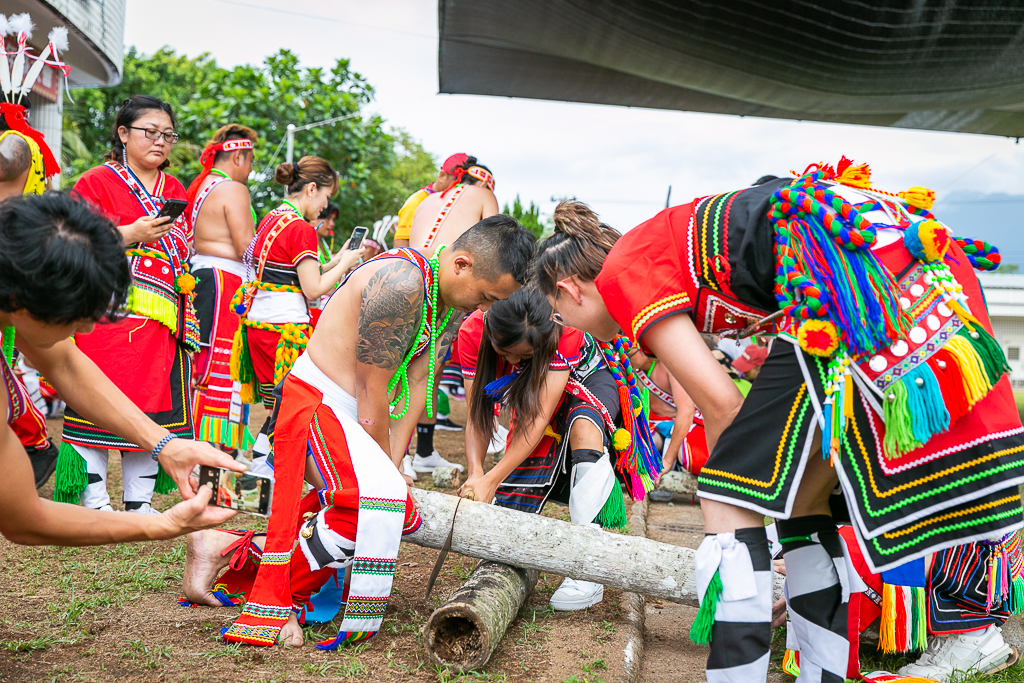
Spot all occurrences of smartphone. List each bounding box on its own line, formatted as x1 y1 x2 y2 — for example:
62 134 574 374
198 466 273 516
348 226 368 250
156 199 188 222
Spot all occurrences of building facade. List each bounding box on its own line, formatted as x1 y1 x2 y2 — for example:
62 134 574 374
5 0 126 186
978 273 1024 391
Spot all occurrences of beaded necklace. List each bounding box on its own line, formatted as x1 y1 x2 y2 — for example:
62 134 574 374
387 245 455 420
2 326 14 366
281 199 302 217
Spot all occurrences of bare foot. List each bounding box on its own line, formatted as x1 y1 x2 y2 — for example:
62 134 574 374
278 612 304 647
182 529 239 606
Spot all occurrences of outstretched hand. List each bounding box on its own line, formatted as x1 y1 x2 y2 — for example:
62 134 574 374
158 439 245 500
161 485 236 535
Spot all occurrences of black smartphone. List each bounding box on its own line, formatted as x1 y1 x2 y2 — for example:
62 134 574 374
198 466 273 516
348 226 368 250
156 199 188 222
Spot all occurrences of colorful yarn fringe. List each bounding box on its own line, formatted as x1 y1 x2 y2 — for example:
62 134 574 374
879 583 927 654
228 319 311 404
782 649 801 676
597 336 662 499
315 630 375 650
771 170 913 358
197 415 256 451
984 530 1024 616
882 325 1009 459
230 325 258 405
125 284 180 335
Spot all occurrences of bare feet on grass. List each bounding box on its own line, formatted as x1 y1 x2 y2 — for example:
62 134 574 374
278 613 304 647
182 529 239 606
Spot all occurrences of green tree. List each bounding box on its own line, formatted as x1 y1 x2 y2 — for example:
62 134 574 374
62 47 435 245
501 195 549 239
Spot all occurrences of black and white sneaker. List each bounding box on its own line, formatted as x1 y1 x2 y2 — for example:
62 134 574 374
435 416 463 432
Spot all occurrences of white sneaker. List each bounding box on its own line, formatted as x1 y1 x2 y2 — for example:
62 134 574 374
95 504 114 512
898 625 1014 682
488 424 509 454
412 451 465 474
126 503 162 515
549 578 603 611
402 455 418 482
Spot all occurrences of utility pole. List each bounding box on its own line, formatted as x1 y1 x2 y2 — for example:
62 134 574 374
665 185 672 209
285 124 296 164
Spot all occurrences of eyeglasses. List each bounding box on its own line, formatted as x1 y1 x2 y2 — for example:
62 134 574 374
129 126 179 144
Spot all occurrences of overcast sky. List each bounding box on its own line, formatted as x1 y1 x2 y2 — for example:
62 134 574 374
126 0 1024 235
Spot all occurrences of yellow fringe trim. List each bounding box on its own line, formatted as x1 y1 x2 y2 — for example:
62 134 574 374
880 583 897 653
125 286 178 332
945 336 992 407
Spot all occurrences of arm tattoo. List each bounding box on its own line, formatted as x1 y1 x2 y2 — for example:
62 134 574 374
356 261 425 369
0 135 30 182
434 311 460 365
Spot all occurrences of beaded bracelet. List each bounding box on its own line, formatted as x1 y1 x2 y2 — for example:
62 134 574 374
151 433 178 462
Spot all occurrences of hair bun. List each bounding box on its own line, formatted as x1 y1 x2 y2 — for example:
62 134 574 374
553 200 602 237
274 162 297 186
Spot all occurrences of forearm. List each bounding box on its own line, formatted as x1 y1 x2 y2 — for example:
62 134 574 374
7 499 174 546
483 420 546 485
117 224 139 245
464 422 489 478
22 339 166 452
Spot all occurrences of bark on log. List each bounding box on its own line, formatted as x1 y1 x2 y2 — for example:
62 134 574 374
406 489 785 606
423 561 539 671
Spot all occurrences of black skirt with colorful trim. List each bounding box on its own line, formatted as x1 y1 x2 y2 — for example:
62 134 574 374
697 340 1024 573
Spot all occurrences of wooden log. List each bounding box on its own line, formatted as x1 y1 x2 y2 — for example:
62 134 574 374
423 561 539 671
406 489 785 606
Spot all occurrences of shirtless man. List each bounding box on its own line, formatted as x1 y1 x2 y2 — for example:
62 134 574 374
406 162 500 474
182 215 536 647
186 124 258 452
393 153 474 248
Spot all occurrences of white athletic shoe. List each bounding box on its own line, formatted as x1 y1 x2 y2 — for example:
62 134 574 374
126 503 162 515
898 624 1014 682
550 578 604 611
488 424 509 454
95 504 114 512
412 451 465 474
402 455 418 482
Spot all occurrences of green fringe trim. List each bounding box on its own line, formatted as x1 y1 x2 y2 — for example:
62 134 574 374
155 465 177 495
125 285 178 333
882 380 922 457
596 477 628 529
53 441 88 504
1012 575 1024 615
689 569 722 646
962 326 1010 385
235 326 255 386
912 586 928 651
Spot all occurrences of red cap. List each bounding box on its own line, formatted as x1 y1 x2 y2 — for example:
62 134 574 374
441 153 469 174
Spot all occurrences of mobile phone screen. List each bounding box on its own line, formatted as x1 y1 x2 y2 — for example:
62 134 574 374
348 226 368 250
198 467 273 516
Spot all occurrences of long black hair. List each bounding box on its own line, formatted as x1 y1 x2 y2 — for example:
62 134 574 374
105 95 178 171
0 192 130 323
469 287 561 441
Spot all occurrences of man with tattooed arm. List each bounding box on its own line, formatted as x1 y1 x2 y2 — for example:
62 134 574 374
184 215 536 648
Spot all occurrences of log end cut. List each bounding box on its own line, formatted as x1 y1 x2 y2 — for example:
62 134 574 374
424 605 489 671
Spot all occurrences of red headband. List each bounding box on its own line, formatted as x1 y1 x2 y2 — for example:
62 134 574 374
0 103 60 178
186 138 256 203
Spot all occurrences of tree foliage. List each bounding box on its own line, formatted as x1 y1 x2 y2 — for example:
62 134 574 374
501 195 549 239
62 47 436 243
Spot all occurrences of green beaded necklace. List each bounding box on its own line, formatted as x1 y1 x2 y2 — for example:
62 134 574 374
281 199 302 217
209 169 259 224
387 245 454 420
2 326 14 366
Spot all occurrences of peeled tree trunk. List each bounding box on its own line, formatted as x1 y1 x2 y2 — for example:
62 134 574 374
406 489 785 606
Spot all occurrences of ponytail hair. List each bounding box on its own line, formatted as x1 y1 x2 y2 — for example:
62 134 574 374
469 287 561 442
274 155 338 196
533 200 619 296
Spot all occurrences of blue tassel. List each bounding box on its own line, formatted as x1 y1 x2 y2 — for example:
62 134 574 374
484 372 518 402
902 363 950 445
822 400 832 459
301 568 346 625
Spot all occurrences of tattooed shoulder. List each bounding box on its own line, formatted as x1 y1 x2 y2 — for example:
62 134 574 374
356 260 425 369
0 134 30 182
434 310 461 364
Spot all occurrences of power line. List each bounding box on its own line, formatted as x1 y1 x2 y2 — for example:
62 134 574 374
208 0 436 40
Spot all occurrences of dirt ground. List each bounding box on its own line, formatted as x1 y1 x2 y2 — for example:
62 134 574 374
0 398 635 683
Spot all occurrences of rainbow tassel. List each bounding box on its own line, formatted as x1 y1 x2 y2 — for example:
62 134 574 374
880 583 927 653
782 649 801 676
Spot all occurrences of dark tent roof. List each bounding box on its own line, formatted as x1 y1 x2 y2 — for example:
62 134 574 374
438 1 1024 136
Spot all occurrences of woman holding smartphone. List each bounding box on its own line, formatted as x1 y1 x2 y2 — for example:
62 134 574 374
55 95 199 514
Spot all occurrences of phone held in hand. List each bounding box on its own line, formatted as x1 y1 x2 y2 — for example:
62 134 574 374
155 199 189 222
198 466 273 516
348 226 368 250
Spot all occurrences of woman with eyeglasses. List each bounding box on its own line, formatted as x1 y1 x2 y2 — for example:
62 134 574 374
455 286 625 612
55 95 198 514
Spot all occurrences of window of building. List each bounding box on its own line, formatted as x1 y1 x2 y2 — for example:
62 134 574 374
1009 347 1020 361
